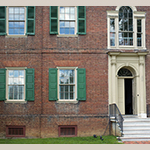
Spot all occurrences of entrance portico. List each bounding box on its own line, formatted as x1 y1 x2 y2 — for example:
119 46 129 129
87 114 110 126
108 51 148 118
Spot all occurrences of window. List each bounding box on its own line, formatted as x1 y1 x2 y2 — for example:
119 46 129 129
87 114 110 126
59 69 76 100
49 68 86 102
59 7 76 35
49 6 86 35
0 68 34 102
6 125 25 137
8 7 26 35
58 125 77 137
107 6 146 49
0 6 35 36
8 70 25 100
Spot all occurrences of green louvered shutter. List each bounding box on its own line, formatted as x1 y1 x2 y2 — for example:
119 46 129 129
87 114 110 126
26 6 35 35
0 6 6 35
0 69 6 100
49 6 58 34
25 68 34 101
77 6 86 35
77 68 86 100
49 68 58 100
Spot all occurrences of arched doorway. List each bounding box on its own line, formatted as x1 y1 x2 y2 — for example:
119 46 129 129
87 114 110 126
117 67 135 115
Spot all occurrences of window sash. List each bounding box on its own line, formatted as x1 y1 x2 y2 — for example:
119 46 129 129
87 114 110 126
59 6 76 35
58 68 76 100
7 70 25 100
7 7 26 35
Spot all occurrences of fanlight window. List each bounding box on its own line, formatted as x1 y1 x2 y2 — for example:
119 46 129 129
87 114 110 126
118 68 132 76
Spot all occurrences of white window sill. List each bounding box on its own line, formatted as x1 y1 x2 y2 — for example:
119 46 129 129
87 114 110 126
57 34 78 37
5 100 27 104
6 35 27 38
108 46 146 50
56 100 78 104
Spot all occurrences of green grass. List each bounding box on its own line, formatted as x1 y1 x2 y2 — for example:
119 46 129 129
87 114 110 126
0 135 122 144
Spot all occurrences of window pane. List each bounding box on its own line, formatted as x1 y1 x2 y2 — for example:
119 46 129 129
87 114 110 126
65 93 68 99
9 7 13 13
60 92 64 99
14 70 19 77
70 14 75 20
15 7 19 13
60 21 65 27
9 78 14 84
70 22 75 27
20 15 24 20
65 28 69 34
65 85 68 92
70 7 75 14
65 7 69 13
65 14 69 20
9 15 14 20
137 33 142 46
110 32 115 46
20 8 24 13
9 22 14 28
14 15 20 20
60 7 65 13
13 86 18 99
60 28 65 34
70 28 75 34
8 86 13 99
9 70 14 77
70 93 74 99
60 14 65 20
110 19 115 32
65 22 69 27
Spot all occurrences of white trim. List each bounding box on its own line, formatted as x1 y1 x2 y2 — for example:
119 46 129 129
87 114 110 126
57 67 78 103
107 6 146 50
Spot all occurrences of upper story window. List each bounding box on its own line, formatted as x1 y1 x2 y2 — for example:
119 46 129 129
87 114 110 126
49 6 86 36
8 7 26 35
107 6 146 49
59 7 76 35
0 6 35 36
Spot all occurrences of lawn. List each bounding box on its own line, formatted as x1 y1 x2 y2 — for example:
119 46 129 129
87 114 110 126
0 135 122 144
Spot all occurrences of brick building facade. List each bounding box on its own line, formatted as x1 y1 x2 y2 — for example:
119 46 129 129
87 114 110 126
0 6 150 138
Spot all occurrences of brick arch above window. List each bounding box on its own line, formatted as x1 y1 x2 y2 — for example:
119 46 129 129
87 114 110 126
115 6 137 12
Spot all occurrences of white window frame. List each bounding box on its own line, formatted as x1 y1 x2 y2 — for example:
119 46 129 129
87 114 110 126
6 6 27 37
57 67 78 103
107 6 146 50
57 6 78 37
5 67 27 103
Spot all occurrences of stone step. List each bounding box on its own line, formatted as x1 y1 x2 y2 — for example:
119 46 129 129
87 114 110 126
119 137 150 141
123 126 150 130
123 123 150 126
123 131 150 134
123 134 150 137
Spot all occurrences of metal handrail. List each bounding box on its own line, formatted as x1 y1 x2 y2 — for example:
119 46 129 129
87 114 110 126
109 103 124 136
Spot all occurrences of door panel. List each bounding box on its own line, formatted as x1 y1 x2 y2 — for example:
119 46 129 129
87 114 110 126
118 78 125 114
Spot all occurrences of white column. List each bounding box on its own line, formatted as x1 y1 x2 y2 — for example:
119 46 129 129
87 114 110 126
111 56 116 103
139 56 146 118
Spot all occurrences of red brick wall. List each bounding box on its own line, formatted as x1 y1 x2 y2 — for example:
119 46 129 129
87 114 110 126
0 6 150 138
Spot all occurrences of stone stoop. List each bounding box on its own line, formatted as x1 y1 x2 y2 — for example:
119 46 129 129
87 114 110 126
119 116 150 141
